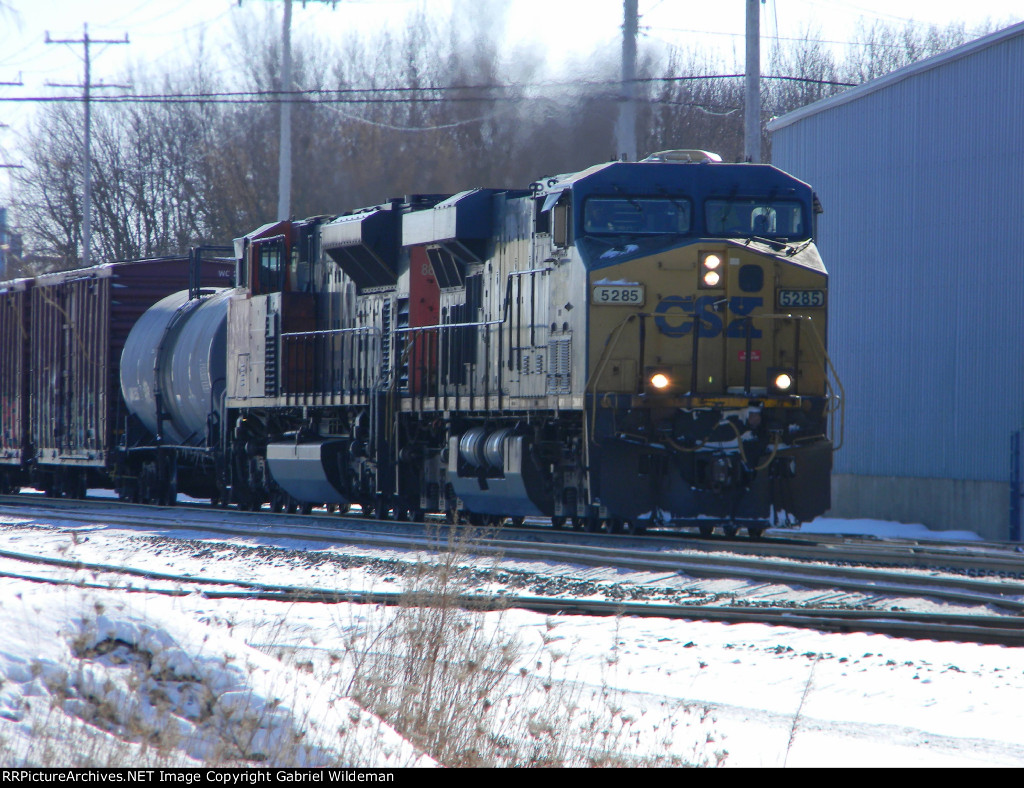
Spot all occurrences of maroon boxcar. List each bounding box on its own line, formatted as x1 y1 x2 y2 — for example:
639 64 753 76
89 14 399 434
0 277 32 492
29 256 233 496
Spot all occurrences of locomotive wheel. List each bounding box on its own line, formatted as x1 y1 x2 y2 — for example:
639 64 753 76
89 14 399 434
270 493 284 514
67 472 87 500
411 508 426 523
551 516 566 530
723 524 739 538
747 525 766 540
286 498 298 515
570 517 584 531
583 516 602 533
698 524 714 538
300 501 313 515
511 516 525 527
622 519 646 536
607 518 624 535
336 503 351 516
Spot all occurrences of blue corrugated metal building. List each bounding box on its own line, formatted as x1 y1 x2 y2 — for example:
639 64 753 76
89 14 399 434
768 22 1024 539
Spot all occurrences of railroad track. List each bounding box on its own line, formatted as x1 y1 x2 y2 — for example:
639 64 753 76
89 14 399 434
5 493 1024 576
1 495 1023 645
2 548 1023 647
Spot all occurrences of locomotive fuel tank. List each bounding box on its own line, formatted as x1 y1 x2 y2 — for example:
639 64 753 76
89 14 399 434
120 289 232 446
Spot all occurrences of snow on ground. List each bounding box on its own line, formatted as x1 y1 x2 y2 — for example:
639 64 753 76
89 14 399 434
781 516 985 543
0 584 434 768
0 507 1022 767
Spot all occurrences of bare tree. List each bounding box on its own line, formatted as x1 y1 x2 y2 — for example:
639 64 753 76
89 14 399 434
9 9 997 268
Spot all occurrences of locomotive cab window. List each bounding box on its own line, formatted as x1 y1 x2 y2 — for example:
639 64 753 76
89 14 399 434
584 197 691 236
253 237 286 295
535 197 551 234
705 198 808 240
552 200 571 248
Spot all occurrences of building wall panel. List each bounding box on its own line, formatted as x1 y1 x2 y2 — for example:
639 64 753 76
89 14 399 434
770 25 1024 492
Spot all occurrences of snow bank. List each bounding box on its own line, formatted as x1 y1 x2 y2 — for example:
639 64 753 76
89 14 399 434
0 584 434 767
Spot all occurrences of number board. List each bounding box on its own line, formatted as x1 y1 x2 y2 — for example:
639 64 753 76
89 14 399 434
592 284 645 305
777 289 825 308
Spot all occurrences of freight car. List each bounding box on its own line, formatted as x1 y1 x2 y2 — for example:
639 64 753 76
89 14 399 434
0 252 234 498
0 278 30 494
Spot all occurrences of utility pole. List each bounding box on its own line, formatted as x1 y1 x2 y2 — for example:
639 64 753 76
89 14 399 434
0 75 25 170
615 0 639 162
46 24 129 267
744 0 761 163
279 0 293 221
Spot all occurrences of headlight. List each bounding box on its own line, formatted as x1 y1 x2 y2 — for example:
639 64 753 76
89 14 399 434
699 252 724 289
650 373 670 390
768 368 797 395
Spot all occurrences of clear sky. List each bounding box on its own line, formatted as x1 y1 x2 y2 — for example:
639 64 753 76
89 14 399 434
0 0 1021 193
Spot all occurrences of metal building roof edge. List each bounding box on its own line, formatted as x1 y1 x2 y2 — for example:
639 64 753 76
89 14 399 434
767 20 1024 133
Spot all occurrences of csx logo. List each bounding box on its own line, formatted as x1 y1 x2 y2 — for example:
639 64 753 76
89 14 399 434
654 295 763 338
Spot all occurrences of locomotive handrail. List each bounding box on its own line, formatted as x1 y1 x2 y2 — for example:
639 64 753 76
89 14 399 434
281 326 381 338
392 318 504 333
584 313 640 447
280 325 384 399
749 312 845 451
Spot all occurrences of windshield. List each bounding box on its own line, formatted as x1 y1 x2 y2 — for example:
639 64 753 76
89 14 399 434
584 197 691 236
705 199 808 239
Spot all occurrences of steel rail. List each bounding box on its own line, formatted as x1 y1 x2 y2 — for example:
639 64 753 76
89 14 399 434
1 558 1022 647
3 500 1024 610
5 494 1024 579
3 501 1024 620
4 501 1024 605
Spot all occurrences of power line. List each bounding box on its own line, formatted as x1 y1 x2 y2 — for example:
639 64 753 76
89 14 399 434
652 25 987 49
0 72 857 106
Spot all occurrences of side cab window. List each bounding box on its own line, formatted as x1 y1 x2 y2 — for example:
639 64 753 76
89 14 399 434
552 196 572 248
251 236 287 295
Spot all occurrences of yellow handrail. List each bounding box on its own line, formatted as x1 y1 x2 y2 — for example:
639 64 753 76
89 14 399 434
750 313 844 451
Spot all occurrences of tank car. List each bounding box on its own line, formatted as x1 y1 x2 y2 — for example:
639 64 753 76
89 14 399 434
212 150 841 536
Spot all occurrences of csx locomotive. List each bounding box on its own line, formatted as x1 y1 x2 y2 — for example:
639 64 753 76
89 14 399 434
6 150 842 537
